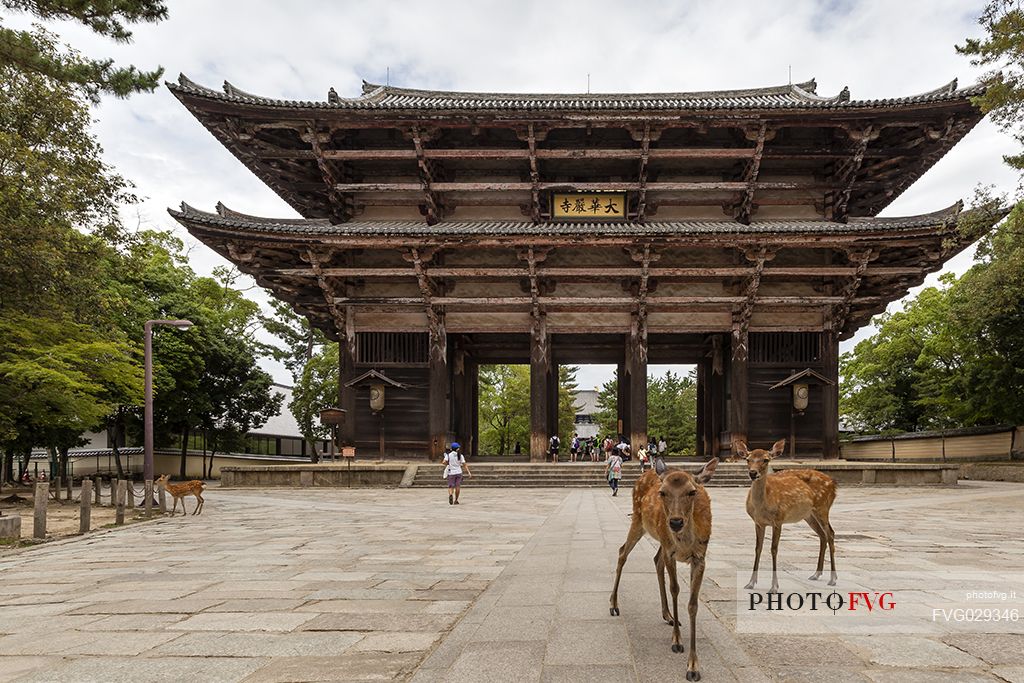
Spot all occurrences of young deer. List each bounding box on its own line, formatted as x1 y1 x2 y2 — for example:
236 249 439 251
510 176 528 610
155 475 206 516
738 439 837 593
610 458 718 682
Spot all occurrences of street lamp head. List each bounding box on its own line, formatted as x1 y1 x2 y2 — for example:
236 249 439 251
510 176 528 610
168 319 194 330
319 407 347 426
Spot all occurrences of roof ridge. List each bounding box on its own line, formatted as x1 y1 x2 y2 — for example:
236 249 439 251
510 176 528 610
357 78 824 101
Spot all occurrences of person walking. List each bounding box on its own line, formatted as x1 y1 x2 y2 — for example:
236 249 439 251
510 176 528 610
570 433 580 462
606 447 623 496
549 434 560 463
442 442 471 505
658 436 668 456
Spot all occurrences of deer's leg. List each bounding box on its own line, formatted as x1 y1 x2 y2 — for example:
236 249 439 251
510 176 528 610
744 524 765 589
171 497 179 516
769 524 782 593
686 558 705 681
821 512 837 585
195 493 204 515
806 516 827 581
654 547 674 625
667 556 683 653
609 521 643 616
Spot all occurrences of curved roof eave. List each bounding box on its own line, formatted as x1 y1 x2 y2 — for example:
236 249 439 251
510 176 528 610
166 74 986 113
168 201 996 240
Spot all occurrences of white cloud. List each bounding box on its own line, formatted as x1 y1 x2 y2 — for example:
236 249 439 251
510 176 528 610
7 0 1015 383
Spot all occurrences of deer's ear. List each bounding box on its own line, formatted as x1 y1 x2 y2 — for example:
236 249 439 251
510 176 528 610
696 457 718 483
769 439 786 457
733 441 749 458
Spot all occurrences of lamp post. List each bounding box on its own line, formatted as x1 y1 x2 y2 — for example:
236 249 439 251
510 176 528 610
144 319 193 514
319 407 347 465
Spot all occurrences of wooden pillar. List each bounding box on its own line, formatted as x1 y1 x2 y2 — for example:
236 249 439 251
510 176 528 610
547 361 559 454
616 362 628 440
428 312 448 459
627 317 648 455
338 310 357 448
821 331 840 459
730 323 749 454
469 361 480 457
79 478 92 533
452 346 469 444
530 316 550 461
695 361 706 458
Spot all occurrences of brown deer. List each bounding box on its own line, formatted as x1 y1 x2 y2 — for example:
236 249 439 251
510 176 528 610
155 475 206 516
609 458 718 682
737 439 837 593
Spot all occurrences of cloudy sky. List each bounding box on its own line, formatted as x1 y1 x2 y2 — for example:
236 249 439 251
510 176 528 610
9 0 1017 389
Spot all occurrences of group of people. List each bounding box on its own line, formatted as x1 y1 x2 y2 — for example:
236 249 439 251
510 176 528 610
601 435 669 496
549 433 669 463
442 433 671 503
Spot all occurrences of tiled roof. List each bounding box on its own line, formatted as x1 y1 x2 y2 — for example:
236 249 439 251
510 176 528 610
168 75 983 112
170 202 966 238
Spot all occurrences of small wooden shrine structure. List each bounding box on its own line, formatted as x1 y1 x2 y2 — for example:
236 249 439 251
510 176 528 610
169 75 999 459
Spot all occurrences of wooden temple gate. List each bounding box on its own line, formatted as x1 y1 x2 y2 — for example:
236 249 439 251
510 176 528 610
168 75 1000 460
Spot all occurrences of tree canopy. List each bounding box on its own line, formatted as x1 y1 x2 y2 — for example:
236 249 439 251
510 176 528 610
1 1 166 101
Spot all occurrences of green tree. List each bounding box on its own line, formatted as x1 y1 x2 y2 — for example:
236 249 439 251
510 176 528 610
594 373 620 440
556 365 580 446
478 365 530 455
289 343 339 461
1 1 166 101
648 370 698 455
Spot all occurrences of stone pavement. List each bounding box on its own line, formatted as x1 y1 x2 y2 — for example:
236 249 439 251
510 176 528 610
0 482 1022 681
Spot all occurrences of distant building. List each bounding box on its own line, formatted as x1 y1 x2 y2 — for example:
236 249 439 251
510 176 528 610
573 389 600 439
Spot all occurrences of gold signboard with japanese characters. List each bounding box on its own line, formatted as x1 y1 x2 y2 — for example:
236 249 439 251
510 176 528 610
552 192 626 219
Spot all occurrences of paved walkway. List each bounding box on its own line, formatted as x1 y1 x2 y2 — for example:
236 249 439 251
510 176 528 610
0 482 1022 681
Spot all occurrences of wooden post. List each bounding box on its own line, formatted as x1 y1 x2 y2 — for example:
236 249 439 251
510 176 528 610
33 481 47 539
93 477 101 505
730 323 749 456
144 479 153 516
158 483 167 513
627 316 648 455
530 316 550 461
428 312 448 459
115 479 125 525
821 330 840 459
469 361 480 457
547 361 559 459
339 313 357 448
616 362 628 439
696 361 706 458
79 479 92 533
65 475 72 501
126 480 135 509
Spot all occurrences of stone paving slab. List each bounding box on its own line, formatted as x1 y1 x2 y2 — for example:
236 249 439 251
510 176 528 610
0 483 1022 680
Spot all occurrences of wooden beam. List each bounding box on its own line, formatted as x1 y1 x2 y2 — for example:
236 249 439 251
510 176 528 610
307 124 354 223
831 248 879 331
330 294 879 307
829 126 878 222
270 264 925 279
332 180 873 193
734 124 768 224
305 147 870 162
411 125 443 224
527 124 541 222
635 124 651 221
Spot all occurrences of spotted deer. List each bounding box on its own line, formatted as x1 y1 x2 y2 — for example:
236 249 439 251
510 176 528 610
155 475 206 516
737 439 837 593
609 458 718 682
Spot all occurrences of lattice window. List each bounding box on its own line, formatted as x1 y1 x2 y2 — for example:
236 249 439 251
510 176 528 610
356 332 429 365
749 332 821 365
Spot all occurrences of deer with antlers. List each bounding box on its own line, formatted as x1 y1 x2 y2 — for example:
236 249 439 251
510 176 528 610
609 458 718 682
155 475 206 516
737 439 837 593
